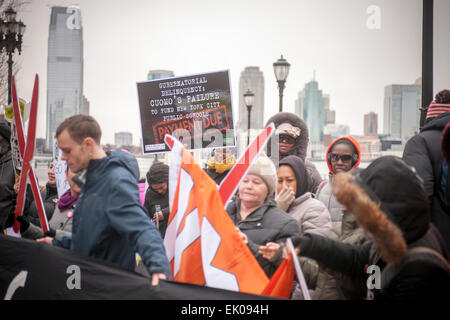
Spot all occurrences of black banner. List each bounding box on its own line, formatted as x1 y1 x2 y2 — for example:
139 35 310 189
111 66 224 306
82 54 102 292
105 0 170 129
137 70 235 154
0 235 275 300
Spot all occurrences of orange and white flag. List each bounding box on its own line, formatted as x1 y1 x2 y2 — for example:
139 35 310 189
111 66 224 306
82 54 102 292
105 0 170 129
163 136 269 294
163 131 296 298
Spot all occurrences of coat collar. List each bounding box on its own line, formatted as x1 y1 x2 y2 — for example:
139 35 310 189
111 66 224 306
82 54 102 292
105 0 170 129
234 198 277 223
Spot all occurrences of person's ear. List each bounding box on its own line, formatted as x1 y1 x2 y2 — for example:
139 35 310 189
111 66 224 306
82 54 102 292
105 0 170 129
82 137 96 153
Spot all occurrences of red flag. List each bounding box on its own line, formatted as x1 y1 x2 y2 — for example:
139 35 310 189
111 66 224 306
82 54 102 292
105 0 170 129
260 254 294 298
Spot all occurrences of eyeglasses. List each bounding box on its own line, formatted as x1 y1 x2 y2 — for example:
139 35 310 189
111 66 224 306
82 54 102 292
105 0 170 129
278 134 296 144
330 153 353 162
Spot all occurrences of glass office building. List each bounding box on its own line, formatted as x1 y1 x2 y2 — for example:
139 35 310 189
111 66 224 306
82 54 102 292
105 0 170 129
46 6 83 150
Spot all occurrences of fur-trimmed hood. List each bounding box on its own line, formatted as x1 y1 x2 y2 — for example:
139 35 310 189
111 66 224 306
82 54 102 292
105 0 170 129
265 112 309 161
332 156 431 263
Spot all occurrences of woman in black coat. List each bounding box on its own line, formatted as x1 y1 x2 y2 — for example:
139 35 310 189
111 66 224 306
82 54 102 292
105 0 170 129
226 155 300 277
144 162 170 237
291 156 450 300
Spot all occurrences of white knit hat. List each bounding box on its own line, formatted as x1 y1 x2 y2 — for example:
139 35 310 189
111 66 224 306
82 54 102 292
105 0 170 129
246 154 277 196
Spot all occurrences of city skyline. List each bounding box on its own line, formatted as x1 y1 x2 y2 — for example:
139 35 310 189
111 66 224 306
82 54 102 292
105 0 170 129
11 0 450 146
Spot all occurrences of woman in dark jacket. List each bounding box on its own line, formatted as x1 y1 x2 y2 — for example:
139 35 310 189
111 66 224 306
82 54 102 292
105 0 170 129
144 162 170 237
19 167 80 239
265 112 322 194
292 156 450 300
226 154 300 277
22 161 58 227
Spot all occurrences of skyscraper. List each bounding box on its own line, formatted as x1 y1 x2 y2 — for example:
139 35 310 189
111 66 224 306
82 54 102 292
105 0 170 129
115 132 133 148
46 6 84 151
81 95 90 115
323 94 335 125
297 79 325 142
383 84 421 141
147 70 175 80
364 112 378 136
238 67 264 130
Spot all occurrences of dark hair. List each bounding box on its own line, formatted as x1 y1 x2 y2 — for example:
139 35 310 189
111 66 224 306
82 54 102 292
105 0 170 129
56 115 102 145
435 90 450 104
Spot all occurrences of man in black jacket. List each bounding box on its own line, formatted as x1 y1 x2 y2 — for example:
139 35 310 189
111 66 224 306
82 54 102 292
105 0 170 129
403 89 450 251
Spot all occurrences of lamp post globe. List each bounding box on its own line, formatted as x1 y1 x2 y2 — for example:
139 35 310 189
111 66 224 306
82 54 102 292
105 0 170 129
273 55 290 113
244 89 255 146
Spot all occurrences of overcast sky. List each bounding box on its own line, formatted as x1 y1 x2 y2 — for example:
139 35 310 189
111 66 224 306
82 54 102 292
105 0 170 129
13 0 449 145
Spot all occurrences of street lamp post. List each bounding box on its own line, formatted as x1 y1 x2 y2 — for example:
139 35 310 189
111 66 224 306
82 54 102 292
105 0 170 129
0 7 26 105
273 55 291 113
243 89 255 146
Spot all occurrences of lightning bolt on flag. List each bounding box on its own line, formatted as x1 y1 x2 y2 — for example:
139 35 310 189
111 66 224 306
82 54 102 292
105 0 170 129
163 125 295 298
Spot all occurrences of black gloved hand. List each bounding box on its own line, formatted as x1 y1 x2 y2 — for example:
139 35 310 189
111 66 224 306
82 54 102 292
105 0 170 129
4 213 16 229
291 235 304 249
44 228 56 238
16 215 30 233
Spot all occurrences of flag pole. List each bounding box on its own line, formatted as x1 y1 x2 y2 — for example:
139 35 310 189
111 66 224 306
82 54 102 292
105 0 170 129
286 238 311 300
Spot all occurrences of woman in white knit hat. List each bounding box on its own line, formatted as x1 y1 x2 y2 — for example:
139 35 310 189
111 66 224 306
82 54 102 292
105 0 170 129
226 154 300 277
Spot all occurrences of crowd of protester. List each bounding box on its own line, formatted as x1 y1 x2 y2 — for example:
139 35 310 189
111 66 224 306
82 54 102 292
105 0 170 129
1 89 450 300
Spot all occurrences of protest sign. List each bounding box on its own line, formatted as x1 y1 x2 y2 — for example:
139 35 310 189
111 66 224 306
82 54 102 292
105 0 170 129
53 139 70 198
137 70 235 154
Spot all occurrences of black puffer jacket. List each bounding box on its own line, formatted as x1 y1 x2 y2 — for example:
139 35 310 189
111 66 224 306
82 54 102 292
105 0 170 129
226 198 300 277
24 182 58 227
265 112 322 193
293 156 450 300
0 151 16 228
403 112 450 250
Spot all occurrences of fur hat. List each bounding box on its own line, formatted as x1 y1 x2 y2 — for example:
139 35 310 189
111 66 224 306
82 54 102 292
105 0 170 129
265 112 309 161
0 122 11 144
246 154 277 197
276 122 301 138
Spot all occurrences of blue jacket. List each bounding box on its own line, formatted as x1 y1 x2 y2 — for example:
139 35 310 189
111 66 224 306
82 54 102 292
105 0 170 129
53 151 171 278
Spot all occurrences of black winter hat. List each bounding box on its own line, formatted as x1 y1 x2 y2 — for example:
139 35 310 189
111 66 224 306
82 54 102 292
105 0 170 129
279 155 312 198
0 122 11 144
146 162 169 185
355 156 430 244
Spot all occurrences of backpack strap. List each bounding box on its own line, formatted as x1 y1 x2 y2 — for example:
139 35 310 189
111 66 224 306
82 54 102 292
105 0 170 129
381 246 450 290
406 246 449 268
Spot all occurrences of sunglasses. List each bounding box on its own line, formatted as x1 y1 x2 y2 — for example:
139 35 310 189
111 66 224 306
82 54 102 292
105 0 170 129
330 153 353 162
278 134 296 144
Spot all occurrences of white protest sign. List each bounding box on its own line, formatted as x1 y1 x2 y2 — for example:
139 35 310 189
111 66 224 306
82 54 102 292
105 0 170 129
53 139 70 197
